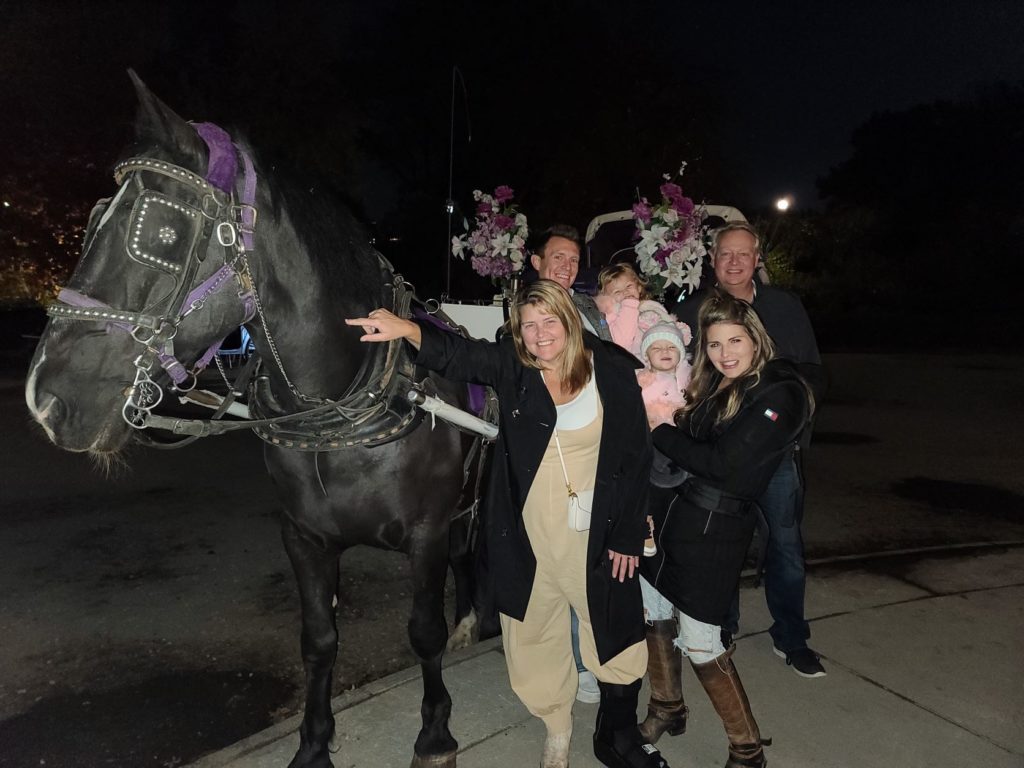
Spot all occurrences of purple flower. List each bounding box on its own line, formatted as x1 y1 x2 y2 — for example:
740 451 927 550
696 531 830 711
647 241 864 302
632 200 653 223
673 197 695 216
660 182 683 203
493 214 514 231
477 201 492 215
494 185 515 203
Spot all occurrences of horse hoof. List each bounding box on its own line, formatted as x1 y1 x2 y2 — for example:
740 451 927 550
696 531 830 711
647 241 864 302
447 609 478 652
409 750 457 768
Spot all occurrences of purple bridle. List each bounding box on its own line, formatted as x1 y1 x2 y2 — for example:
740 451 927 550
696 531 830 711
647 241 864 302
46 123 258 425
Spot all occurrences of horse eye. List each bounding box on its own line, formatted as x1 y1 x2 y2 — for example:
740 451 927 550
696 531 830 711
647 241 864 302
157 226 178 245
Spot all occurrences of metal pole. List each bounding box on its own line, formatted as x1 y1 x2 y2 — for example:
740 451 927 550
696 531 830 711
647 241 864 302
445 66 471 300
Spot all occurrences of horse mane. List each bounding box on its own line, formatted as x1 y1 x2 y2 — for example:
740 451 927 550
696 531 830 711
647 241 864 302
124 115 387 308
253 143 383 303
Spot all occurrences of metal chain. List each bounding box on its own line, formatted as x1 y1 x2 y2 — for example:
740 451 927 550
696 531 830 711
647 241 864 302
240 256 324 404
214 354 232 391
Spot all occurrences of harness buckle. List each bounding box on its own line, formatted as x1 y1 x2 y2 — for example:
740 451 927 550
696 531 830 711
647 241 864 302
234 204 258 234
217 221 238 247
201 192 228 219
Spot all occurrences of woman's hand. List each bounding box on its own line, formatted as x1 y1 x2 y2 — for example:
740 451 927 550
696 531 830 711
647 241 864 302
345 309 422 349
608 550 639 582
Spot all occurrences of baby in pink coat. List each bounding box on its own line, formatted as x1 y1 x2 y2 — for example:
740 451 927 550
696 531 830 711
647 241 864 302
637 321 692 429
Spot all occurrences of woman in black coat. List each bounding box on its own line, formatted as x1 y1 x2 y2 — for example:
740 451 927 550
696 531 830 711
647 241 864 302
348 280 668 768
639 291 814 768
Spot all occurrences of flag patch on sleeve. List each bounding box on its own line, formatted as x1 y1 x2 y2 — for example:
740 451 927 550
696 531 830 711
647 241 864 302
763 408 779 421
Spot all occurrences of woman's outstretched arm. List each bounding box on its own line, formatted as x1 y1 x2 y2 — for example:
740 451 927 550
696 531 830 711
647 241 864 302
345 308 422 348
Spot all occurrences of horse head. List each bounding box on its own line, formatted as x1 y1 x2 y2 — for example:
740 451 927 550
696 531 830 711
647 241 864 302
26 72 256 454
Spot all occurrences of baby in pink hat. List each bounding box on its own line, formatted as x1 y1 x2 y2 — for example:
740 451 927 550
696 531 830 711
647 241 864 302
637 321 692 429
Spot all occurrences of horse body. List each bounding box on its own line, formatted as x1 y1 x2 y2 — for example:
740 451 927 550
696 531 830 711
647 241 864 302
25 74 473 768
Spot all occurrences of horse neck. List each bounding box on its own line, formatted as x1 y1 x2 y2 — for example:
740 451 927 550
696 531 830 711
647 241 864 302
244 196 381 406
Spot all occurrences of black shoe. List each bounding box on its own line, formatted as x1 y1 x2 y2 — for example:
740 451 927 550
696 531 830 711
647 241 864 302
773 645 826 678
593 725 669 768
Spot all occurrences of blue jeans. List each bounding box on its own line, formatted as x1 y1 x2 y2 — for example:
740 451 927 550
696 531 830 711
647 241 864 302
570 607 585 673
724 452 810 651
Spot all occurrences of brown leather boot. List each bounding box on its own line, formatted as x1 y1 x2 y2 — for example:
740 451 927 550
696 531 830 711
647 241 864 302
690 645 768 768
638 619 688 744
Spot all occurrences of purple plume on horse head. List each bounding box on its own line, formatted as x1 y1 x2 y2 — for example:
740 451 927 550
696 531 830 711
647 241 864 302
192 122 239 194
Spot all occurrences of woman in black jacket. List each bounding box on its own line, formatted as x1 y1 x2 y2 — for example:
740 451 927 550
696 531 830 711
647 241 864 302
639 291 814 768
348 280 668 768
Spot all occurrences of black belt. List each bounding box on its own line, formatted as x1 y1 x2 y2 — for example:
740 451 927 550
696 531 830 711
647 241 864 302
680 479 751 518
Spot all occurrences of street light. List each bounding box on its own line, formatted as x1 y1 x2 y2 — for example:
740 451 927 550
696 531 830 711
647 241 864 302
775 196 792 212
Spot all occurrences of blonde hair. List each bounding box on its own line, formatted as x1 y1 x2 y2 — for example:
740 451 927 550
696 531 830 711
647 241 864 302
680 290 777 424
509 280 592 395
710 221 762 257
596 263 651 300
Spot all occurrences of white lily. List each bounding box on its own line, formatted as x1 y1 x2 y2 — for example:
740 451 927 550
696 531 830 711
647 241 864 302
637 224 670 254
679 261 703 291
490 231 512 256
660 263 685 288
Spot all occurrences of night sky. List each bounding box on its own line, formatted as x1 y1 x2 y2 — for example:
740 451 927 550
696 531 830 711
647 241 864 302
2 1 1023 285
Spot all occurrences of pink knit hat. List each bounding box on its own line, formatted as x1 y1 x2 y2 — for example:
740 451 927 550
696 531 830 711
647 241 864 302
640 322 687 360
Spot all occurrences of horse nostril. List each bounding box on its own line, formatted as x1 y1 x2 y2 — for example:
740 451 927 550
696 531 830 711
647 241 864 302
27 387 65 426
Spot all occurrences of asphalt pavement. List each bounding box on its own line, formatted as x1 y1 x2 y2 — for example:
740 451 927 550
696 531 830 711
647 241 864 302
188 543 1024 768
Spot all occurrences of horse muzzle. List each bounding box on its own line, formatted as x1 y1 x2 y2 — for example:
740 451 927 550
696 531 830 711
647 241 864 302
25 344 135 453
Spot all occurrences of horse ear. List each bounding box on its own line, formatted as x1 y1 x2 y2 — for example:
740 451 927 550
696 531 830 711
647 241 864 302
127 68 199 155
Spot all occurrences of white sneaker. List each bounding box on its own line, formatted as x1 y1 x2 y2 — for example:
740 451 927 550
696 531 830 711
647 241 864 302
576 669 601 704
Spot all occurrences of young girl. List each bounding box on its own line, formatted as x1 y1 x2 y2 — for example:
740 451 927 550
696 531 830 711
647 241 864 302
595 264 679 362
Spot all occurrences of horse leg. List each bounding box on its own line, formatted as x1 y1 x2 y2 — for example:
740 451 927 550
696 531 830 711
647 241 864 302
282 518 340 768
446 515 477 652
409 528 458 768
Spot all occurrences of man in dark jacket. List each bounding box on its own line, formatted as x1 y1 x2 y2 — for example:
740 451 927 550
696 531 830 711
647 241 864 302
673 222 827 679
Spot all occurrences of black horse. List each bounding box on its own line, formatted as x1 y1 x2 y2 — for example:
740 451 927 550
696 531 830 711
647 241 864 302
25 73 485 768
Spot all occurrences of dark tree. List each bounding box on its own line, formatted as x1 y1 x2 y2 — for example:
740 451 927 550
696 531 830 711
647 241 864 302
817 84 1024 310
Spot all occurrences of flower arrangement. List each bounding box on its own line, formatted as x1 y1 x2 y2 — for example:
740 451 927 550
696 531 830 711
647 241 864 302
631 163 707 300
451 186 529 286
